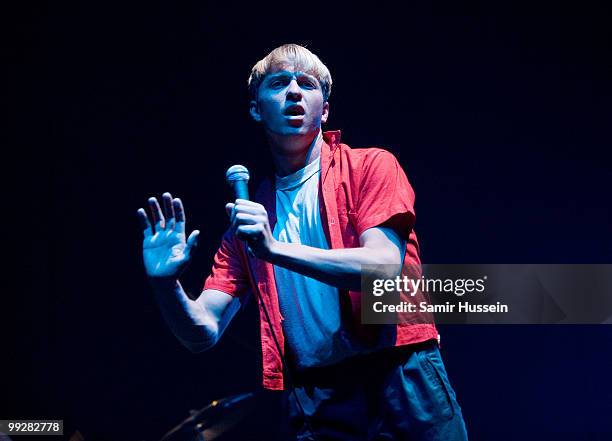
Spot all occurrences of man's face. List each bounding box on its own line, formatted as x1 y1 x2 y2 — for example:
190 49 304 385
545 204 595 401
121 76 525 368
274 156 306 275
250 65 329 137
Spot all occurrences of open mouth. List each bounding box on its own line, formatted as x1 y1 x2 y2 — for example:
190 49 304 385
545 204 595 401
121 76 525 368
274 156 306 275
284 105 305 116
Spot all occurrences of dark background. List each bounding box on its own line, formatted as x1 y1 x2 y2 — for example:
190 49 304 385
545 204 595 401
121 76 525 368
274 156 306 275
6 1 612 440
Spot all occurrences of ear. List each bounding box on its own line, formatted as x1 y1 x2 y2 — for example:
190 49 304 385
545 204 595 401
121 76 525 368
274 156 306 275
249 100 262 122
321 101 330 124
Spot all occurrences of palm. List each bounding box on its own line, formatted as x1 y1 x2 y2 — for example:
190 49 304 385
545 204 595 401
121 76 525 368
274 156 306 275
143 226 188 277
138 193 199 279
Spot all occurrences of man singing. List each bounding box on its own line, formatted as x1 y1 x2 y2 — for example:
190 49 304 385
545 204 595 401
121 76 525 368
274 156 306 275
137 44 468 440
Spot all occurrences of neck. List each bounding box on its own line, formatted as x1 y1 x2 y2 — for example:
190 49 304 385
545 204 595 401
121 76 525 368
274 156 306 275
267 129 323 177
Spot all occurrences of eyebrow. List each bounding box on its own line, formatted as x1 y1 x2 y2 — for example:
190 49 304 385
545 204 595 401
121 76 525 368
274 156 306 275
265 71 318 83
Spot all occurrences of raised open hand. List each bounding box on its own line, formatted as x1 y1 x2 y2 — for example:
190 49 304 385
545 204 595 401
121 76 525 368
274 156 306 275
137 192 199 279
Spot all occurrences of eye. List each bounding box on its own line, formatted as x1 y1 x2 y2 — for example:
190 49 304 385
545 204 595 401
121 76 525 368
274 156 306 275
269 77 288 88
300 79 317 89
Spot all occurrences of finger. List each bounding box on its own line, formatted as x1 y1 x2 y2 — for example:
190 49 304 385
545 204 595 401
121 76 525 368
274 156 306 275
173 198 186 234
137 208 153 236
162 192 175 228
234 202 265 216
234 199 260 207
235 212 258 225
236 224 263 240
148 197 165 231
173 198 186 222
185 230 200 258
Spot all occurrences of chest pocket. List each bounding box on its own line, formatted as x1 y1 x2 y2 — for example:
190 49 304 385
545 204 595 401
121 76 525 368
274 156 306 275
336 185 359 244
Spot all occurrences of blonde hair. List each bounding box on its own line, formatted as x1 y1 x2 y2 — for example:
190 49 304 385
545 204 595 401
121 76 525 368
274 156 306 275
248 44 332 101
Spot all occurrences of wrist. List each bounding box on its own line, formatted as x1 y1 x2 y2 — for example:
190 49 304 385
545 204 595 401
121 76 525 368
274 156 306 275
266 238 283 263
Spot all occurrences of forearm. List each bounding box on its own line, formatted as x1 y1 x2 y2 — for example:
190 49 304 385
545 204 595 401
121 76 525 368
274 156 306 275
267 241 399 291
150 278 218 351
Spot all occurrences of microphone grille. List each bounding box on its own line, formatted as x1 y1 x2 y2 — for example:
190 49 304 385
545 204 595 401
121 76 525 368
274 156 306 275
226 164 250 183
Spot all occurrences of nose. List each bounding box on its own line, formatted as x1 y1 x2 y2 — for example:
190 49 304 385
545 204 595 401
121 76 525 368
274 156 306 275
286 79 302 101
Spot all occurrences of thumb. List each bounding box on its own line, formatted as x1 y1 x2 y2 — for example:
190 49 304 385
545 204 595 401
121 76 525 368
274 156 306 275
225 203 235 218
185 230 200 257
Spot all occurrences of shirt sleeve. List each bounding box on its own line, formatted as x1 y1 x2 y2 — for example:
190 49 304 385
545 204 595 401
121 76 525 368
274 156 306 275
354 149 416 240
203 229 251 298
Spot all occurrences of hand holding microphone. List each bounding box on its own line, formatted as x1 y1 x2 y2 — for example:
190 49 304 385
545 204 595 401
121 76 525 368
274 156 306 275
225 165 275 260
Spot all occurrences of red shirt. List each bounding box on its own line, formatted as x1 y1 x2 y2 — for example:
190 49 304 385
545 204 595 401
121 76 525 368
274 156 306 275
204 130 439 390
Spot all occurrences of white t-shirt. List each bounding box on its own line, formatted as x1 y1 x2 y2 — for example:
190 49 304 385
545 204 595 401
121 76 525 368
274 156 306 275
273 157 363 370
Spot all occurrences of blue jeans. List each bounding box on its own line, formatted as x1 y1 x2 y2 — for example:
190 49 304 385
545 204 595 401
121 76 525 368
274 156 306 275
288 342 468 441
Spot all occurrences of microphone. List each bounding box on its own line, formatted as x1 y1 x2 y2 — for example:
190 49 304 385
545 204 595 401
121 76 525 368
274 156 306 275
225 164 250 201
225 165 254 257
